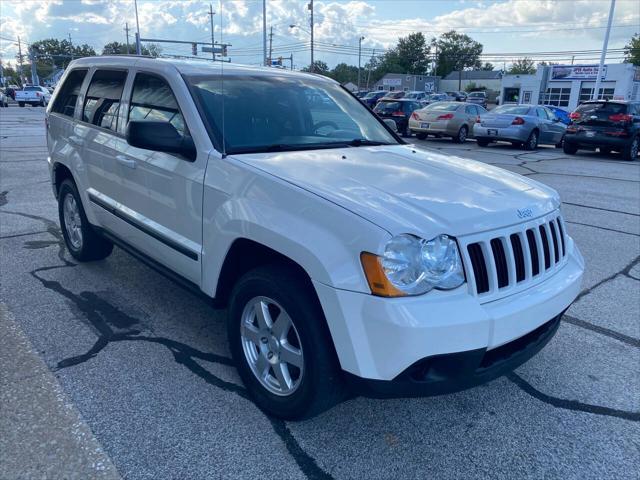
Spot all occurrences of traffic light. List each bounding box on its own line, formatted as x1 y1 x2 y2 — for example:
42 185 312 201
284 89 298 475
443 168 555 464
192 43 197 56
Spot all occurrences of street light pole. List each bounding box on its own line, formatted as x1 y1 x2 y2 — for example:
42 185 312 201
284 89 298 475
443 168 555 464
208 4 216 61
263 0 267 66
593 0 615 100
134 0 142 55
357 36 365 91
309 0 314 72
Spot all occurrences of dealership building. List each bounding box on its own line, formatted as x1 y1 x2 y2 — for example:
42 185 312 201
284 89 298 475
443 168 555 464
500 63 640 110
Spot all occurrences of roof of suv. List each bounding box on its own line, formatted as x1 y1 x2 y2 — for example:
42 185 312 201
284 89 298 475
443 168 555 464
68 55 334 82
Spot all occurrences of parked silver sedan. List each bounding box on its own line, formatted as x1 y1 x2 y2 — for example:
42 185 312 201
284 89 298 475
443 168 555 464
474 104 566 150
409 101 487 143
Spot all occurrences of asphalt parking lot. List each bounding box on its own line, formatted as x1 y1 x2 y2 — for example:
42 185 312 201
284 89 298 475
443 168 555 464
1 106 638 479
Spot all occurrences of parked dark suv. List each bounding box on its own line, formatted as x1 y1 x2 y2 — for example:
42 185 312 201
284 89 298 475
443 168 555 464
373 98 422 137
563 100 640 160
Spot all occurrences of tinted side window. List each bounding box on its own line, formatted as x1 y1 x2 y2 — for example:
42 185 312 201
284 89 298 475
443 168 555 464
83 70 127 131
465 105 475 114
535 107 549 119
52 69 87 118
128 73 187 137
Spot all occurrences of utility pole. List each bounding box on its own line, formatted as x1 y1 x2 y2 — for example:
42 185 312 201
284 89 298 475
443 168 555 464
17 37 23 86
593 0 615 100
366 49 375 89
570 55 575 65
208 4 216 61
268 26 274 65
29 48 39 85
124 23 131 54
134 0 142 55
357 36 364 92
290 53 294 70
309 0 314 72
68 33 74 60
262 0 267 66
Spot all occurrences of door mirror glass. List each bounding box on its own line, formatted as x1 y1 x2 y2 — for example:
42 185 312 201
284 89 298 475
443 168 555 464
126 120 196 160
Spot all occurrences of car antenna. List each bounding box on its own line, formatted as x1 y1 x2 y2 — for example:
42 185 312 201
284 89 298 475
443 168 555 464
220 0 226 158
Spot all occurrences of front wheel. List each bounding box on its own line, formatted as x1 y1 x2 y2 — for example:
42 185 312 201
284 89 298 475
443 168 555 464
555 135 565 149
621 137 639 161
523 130 538 150
58 179 113 261
228 265 344 420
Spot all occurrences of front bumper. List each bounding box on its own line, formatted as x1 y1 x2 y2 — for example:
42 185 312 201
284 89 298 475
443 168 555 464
474 124 529 142
314 239 583 384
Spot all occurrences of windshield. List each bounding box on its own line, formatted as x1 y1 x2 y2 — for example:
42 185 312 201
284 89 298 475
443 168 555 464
374 101 403 113
364 91 384 99
426 103 459 111
468 92 484 97
188 75 397 154
25 86 40 91
493 105 531 115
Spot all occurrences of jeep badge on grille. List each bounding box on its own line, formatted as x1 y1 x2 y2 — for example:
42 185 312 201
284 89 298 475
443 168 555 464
517 208 533 219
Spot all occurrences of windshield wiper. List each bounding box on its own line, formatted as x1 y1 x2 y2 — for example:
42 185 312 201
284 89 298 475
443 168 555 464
347 139 391 147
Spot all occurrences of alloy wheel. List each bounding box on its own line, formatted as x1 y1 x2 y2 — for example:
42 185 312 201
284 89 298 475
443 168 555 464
240 296 304 396
63 193 83 249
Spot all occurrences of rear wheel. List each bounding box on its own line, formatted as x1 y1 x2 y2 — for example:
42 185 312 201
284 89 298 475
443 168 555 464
523 130 538 150
621 137 639 161
228 265 344 419
453 125 468 144
555 135 565 149
416 133 427 140
563 142 578 155
58 179 113 262
477 138 490 147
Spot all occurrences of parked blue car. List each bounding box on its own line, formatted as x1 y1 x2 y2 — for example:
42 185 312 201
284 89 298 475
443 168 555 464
544 105 571 125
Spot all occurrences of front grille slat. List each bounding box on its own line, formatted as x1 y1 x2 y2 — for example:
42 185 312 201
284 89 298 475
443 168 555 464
490 238 509 288
464 215 567 297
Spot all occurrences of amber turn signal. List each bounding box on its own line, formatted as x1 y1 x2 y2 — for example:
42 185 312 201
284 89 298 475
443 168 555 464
360 252 406 297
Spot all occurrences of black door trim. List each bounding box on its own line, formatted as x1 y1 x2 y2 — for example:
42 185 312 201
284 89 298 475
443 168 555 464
88 192 199 261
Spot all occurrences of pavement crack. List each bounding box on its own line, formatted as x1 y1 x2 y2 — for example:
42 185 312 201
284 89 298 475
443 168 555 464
563 314 639 348
565 220 640 237
562 202 640 217
574 255 640 304
0 230 49 240
30 266 334 480
507 373 640 422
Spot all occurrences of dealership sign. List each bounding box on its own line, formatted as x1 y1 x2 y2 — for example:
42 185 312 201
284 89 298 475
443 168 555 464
382 78 402 86
551 65 607 80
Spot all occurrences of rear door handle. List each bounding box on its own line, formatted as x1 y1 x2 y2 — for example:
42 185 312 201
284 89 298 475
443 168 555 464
116 155 136 169
69 135 83 147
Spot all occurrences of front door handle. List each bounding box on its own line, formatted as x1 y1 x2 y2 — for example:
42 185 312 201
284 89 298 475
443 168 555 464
116 155 136 169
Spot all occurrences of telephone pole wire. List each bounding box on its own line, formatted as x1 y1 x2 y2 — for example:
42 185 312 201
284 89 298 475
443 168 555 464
208 4 216 61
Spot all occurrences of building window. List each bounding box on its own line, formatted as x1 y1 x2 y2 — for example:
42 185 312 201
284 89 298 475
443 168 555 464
538 87 571 107
389 86 396 91
579 87 615 103
403 87 409 92
378 86 384 91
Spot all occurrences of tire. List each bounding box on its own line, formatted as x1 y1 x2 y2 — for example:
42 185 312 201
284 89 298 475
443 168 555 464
228 264 344 420
555 135 565 149
58 179 113 262
621 136 639 161
18 102 24 107
40 99 45 107
563 141 578 155
523 130 538 150
476 138 490 147
400 124 409 138
416 133 427 140
453 125 468 144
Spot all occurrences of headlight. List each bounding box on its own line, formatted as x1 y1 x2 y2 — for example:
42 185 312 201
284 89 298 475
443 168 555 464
361 234 465 297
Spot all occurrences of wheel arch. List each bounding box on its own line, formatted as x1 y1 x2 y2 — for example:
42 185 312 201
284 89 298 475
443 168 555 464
52 162 75 199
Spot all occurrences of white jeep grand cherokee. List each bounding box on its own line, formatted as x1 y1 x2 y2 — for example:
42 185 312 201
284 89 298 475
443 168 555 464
46 57 584 419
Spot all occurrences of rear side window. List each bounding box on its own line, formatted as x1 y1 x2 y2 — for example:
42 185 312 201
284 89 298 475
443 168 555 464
128 73 187 137
575 102 627 116
465 105 476 114
52 69 87 117
83 70 127 131
426 103 459 112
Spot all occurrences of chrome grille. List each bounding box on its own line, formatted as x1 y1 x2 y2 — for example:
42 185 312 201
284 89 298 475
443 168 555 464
461 214 568 298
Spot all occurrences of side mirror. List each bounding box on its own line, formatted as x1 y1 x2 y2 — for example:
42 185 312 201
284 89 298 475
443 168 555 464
383 118 398 132
126 120 196 160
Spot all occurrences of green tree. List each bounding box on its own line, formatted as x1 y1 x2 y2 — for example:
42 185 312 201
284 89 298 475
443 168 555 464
330 62 359 84
102 41 162 57
623 34 640 65
27 39 95 83
302 60 329 75
432 31 483 77
480 62 494 71
508 57 536 74
377 33 431 75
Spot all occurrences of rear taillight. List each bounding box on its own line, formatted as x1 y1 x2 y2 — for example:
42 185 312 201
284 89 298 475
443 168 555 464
437 113 454 120
608 113 633 123
411 112 420 120
569 112 581 120
36 92 41 97
475 115 481 123
392 111 405 117
511 116 525 125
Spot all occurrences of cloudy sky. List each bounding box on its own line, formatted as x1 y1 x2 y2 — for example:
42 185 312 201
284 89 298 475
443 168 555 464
1 0 638 70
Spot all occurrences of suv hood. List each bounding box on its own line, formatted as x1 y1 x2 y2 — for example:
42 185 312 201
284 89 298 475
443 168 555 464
232 145 559 237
